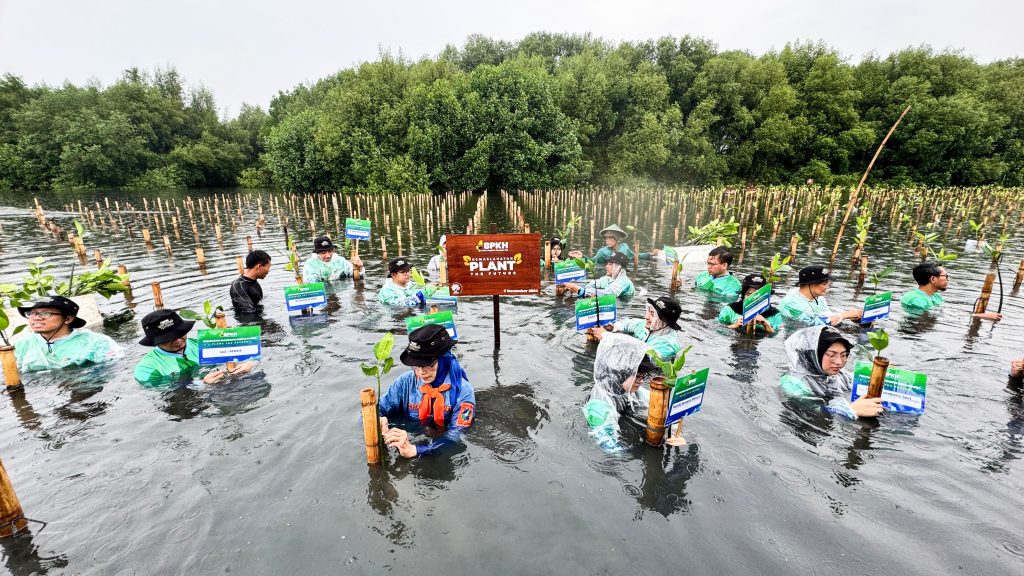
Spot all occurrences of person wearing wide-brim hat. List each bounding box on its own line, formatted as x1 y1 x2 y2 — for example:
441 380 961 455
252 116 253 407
301 235 363 283
567 223 661 265
561 251 636 300
592 295 684 361
13 295 124 373
133 309 255 385
778 265 862 326
377 324 476 458
378 257 426 307
719 274 784 334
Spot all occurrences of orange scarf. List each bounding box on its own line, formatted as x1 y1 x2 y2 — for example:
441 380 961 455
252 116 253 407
418 383 451 427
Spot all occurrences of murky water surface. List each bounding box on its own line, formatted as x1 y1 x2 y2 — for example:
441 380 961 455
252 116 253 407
1 189 1023 575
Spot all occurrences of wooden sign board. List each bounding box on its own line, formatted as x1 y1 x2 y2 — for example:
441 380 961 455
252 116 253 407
446 233 542 296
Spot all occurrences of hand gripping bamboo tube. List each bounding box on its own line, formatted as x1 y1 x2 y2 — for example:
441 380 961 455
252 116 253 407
361 388 381 465
867 356 890 399
645 376 671 446
0 456 27 538
0 345 22 389
151 282 164 309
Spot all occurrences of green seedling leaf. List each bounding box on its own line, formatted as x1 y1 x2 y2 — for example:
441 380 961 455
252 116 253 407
410 267 426 288
672 345 693 374
360 362 379 377
178 309 201 320
867 328 889 356
204 300 212 317
382 356 394 375
12 324 26 336
374 332 394 361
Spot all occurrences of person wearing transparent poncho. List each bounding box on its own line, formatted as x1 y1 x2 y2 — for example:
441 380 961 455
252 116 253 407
582 333 686 451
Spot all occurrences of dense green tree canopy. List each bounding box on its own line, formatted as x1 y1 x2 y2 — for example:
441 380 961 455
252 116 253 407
2 34 1024 192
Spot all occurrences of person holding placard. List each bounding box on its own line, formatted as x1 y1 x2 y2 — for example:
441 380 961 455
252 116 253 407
13 296 124 373
593 296 682 361
426 235 447 280
694 247 741 298
561 252 635 299
779 325 883 419
134 309 255 386
230 250 271 315
302 235 363 283
719 274 783 333
378 257 426 307
378 324 476 457
567 224 659 265
779 266 862 326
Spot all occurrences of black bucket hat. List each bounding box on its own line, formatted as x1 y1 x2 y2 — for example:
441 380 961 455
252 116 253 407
388 257 413 275
18 296 86 329
313 235 336 253
646 296 682 330
400 324 455 367
138 309 195 346
797 265 831 286
741 273 770 295
607 252 630 268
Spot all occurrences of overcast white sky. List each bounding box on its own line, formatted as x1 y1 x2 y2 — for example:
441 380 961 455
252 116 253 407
1 0 1020 118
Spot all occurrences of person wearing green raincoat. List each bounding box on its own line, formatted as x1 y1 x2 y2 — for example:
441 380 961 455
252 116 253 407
594 296 683 361
561 252 635 299
134 309 255 386
378 257 426 307
302 235 363 283
718 274 784 333
779 325 883 419
582 333 686 451
567 224 660 265
13 296 123 373
779 265 862 326
694 247 741 298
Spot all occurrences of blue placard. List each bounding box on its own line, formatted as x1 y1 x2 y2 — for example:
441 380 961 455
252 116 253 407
851 361 926 414
665 368 710 426
425 286 458 307
741 283 771 324
575 294 616 331
197 326 262 365
345 217 371 240
284 283 327 312
406 310 459 341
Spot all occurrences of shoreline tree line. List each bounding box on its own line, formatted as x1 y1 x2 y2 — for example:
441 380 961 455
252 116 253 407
2 33 1022 193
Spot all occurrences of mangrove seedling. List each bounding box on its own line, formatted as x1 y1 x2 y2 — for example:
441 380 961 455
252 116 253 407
761 253 793 285
0 309 26 347
361 332 396 449
685 219 739 247
868 266 896 291
867 328 889 360
555 215 582 240
410 267 438 295
179 300 226 329
646 345 693 380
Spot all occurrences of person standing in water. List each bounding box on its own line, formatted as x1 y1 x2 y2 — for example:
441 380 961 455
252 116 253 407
694 247 742 298
561 252 635 299
134 309 255 386
567 224 660 264
230 250 271 315
13 296 123 372
427 235 447 280
593 296 683 361
301 235 363 283
718 274 784 333
378 257 426 307
779 265 862 326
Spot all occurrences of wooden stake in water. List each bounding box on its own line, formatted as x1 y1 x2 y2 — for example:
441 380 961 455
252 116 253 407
0 456 27 538
974 271 997 314
361 388 382 465
0 345 22 390
196 248 207 269
1013 259 1024 291
236 256 244 275
151 282 164 309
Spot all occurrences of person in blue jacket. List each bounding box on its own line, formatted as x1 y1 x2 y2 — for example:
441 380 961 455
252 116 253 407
379 324 476 457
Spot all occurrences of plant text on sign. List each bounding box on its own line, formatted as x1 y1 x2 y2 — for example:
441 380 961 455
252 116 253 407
445 233 541 296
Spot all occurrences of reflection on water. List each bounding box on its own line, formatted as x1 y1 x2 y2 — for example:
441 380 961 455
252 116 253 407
0 533 68 576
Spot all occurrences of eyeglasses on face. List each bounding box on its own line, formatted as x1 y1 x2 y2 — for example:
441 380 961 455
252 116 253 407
823 351 848 362
27 310 60 319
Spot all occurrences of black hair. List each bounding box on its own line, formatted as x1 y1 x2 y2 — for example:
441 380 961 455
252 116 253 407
912 261 942 286
708 246 733 267
246 249 272 269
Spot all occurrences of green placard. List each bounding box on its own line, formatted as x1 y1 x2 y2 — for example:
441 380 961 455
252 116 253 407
575 293 616 330
665 367 710 425
663 245 679 265
741 283 772 324
345 217 371 240
554 261 587 283
851 360 926 413
197 325 262 365
861 291 893 323
283 282 327 311
405 310 458 340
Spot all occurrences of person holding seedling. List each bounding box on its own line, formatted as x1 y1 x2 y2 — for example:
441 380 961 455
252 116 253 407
378 324 475 457
230 250 271 315
302 235 363 283
779 265 862 326
779 325 883 419
593 296 683 361
567 224 659 265
561 252 635 299
694 247 742 298
134 309 255 385
718 274 784 333
13 295 124 373
378 257 426 307
427 235 447 280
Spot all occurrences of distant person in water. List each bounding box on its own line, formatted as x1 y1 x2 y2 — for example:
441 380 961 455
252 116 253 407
779 325 883 419
718 274 783 333
378 257 425 307
900 261 1001 320
230 250 271 315
593 296 683 361
378 324 475 458
1010 359 1024 387
567 224 660 264
134 309 255 386
13 296 124 373
301 235 363 283
779 265 862 326
427 235 447 280
694 247 741 298
561 252 635 299
549 236 568 263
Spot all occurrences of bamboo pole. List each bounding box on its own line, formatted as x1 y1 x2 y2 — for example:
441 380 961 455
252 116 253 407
859 255 869 285
151 282 164 309
0 456 27 538
142 228 152 245
0 345 22 389
94 249 103 268
866 356 890 399
236 256 244 275
351 248 361 281
118 264 131 289
1013 259 1024 291
196 248 206 269
974 271 997 314
645 376 671 446
361 388 381 465
163 235 173 256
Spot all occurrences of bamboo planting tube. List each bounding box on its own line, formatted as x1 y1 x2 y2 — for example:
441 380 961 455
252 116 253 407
351 248 360 281
360 388 381 465
196 248 206 269
235 256 244 275
789 234 799 260
645 376 671 446
866 356 890 399
859 255 869 285
0 346 21 389
246 235 253 252
544 243 551 268
94 249 103 267
163 235 173 256
974 271 997 314
151 282 164 309
0 456 27 538
633 237 640 272
1014 259 1024 291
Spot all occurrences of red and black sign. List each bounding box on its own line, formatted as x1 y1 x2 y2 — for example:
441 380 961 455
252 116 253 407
445 234 542 297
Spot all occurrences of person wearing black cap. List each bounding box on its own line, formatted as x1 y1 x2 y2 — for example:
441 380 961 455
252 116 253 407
567 223 660 265
378 257 426 307
378 324 476 457
229 250 271 315
779 325 883 419
13 296 123 373
302 235 363 283
133 309 254 385
561 251 635 299
718 274 783 333
593 296 683 361
778 265 862 326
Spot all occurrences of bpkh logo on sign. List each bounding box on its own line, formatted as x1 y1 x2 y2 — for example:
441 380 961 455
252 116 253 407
462 254 523 276
475 240 509 252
